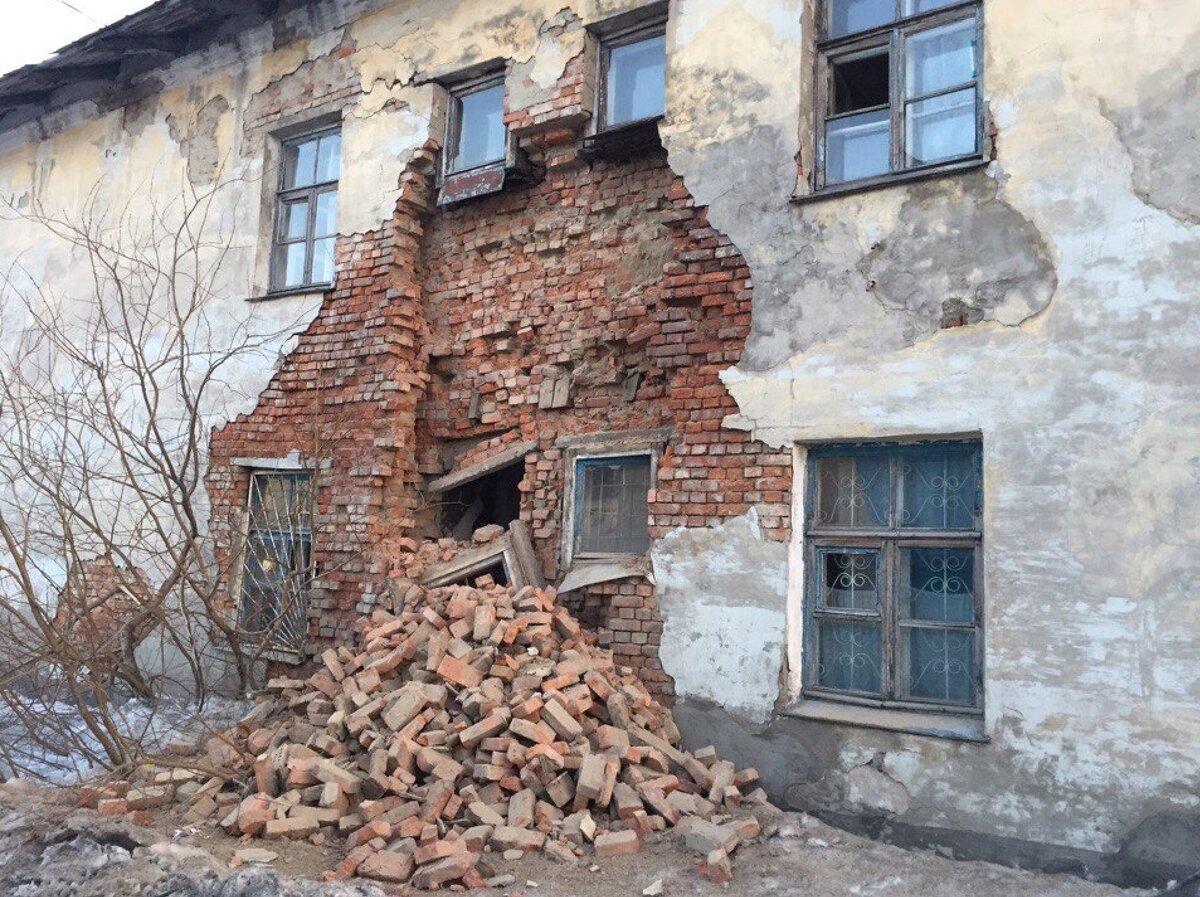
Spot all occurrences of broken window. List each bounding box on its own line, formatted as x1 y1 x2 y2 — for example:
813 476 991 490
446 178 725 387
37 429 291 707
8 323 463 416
446 72 507 174
272 127 340 291
440 461 524 541
573 454 653 557
599 22 666 130
240 471 313 652
817 0 981 188
805 441 983 712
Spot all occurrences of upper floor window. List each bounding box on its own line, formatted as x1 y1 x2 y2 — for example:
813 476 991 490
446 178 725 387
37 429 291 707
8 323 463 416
272 127 340 291
817 0 982 189
599 22 666 130
804 441 984 713
446 72 507 174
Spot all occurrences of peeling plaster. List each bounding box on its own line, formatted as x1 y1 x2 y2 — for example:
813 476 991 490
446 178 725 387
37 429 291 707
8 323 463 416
652 510 787 724
0 0 1197 871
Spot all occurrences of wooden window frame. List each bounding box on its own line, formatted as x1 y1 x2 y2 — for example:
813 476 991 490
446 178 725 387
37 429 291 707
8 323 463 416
803 441 985 716
569 450 656 561
443 69 508 178
270 126 340 293
814 0 984 193
595 18 667 133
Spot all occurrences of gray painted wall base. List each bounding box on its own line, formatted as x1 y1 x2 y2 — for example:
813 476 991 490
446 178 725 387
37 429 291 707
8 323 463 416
672 699 1199 891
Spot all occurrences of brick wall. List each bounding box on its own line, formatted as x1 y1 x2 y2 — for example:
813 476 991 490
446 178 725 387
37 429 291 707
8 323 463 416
207 59 790 700
208 146 438 650
410 145 790 699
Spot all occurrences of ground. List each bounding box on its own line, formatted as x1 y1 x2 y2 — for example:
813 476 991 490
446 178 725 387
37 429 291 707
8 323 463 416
0 783 1158 897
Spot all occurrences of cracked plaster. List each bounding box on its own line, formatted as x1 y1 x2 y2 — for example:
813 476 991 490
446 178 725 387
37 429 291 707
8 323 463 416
0 0 1197 870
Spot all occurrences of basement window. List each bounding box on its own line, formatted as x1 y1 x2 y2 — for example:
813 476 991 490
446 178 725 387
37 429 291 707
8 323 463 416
446 72 507 175
815 0 982 191
573 454 653 558
240 471 314 652
803 441 984 714
271 127 340 291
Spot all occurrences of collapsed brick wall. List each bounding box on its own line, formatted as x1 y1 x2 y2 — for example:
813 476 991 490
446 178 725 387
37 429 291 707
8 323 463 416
413 148 792 698
206 36 790 694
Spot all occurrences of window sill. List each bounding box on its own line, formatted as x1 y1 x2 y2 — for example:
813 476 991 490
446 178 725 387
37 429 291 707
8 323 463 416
558 556 653 593
247 284 332 303
782 696 987 742
793 156 988 206
582 117 665 162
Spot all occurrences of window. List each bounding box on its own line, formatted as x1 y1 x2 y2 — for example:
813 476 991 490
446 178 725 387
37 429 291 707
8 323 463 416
598 22 666 130
272 127 340 291
817 0 981 188
573 454 652 557
804 441 983 713
446 73 507 174
241 472 313 651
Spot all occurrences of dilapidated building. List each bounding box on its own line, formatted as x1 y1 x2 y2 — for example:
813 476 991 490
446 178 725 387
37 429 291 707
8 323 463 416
0 0 1196 886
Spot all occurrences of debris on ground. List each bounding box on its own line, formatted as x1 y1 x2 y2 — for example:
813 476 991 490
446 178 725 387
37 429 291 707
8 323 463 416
77 532 774 890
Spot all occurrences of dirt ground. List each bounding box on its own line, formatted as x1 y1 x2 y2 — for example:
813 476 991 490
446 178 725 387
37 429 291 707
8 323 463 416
0 782 1160 897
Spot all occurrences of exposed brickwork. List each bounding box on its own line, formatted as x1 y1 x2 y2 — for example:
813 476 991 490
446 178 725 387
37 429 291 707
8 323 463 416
207 58 791 699
505 31 595 137
208 146 439 650
53 555 154 659
413 147 790 697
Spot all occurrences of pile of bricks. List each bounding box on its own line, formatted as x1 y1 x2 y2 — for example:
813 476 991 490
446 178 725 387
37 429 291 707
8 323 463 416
85 537 772 889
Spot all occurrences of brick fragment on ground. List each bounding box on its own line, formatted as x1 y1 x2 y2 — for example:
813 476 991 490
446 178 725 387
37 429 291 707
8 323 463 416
112 530 775 889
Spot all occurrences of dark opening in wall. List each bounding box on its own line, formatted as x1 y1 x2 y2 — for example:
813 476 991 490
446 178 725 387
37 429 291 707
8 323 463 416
440 461 524 539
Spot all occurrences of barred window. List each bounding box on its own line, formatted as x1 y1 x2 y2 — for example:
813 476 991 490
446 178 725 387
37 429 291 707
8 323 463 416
817 0 982 189
573 454 652 556
240 472 313 652
805 441 983 712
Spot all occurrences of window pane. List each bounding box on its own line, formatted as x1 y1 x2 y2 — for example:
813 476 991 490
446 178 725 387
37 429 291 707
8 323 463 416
817 621 882 693
829 0 894 37
899 447 979 529
906 20 976 98
606 34 666 127
316 132 341 183
906 87 976 165
452 83 506 172
901 627 976 704
311 238 335 284
903 0 959 15
314 191 338 237
815 455 889 527
241 533 311 641
285 137 319 188
282 199 309 240
250 473 312 531
821 550 880 611
576 455 651 554
282 243 308 288
832 50 890 114
901 547 974 622
826 109 890 183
